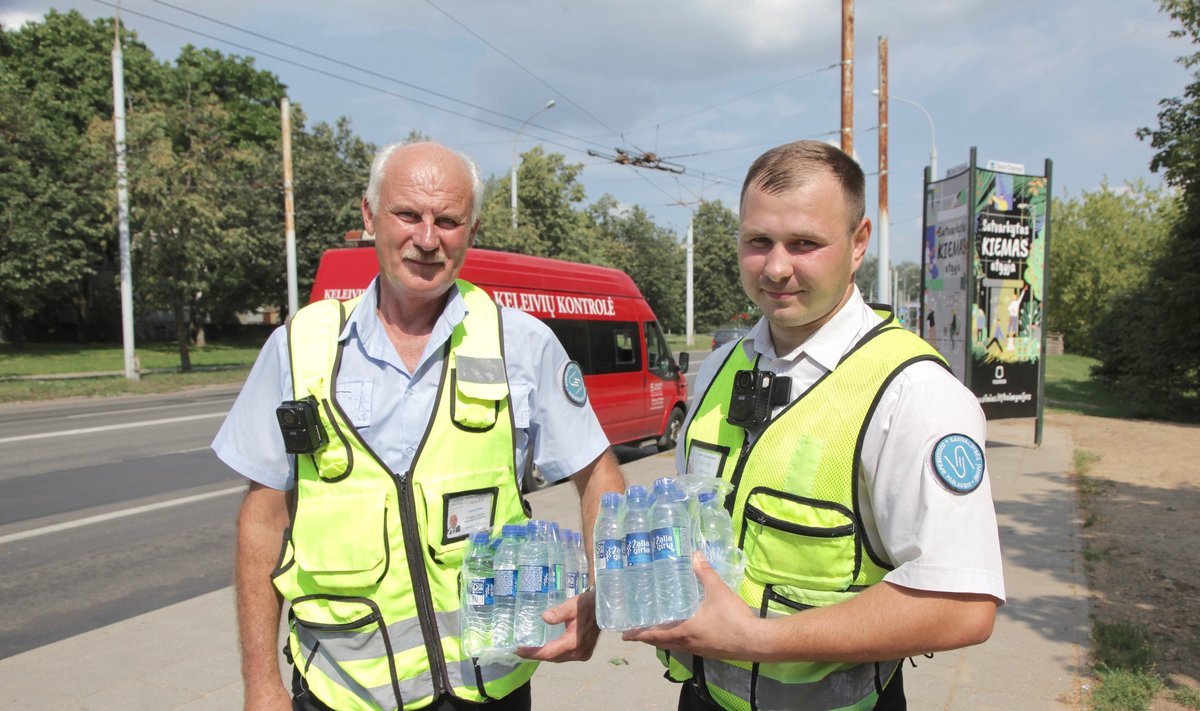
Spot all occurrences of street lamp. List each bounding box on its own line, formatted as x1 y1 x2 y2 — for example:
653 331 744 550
511 99 556 230
873 89 937 178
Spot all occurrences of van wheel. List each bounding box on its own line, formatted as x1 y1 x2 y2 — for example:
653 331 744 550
657 407 686 451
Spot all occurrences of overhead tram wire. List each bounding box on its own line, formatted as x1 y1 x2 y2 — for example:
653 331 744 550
91 0 608 155
421 0 648 154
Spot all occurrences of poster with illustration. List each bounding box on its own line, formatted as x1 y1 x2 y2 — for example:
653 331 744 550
970 168 1048 419
921 168 971 381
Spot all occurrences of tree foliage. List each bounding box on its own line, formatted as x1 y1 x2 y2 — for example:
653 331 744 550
589 195 685 332
691 200 751 330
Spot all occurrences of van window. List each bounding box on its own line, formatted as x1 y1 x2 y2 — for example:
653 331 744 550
644 321 674 378
545 319 641 376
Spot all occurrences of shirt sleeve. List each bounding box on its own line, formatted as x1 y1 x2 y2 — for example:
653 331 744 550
862 361 1006 602
503 308 609 483
210 326 295 490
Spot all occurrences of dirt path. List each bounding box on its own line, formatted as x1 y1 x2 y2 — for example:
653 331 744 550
1049 412 1200 700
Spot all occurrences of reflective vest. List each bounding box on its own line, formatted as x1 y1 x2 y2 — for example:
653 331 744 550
271 281 535 711
668 310 946 711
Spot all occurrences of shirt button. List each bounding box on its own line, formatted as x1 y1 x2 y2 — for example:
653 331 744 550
405 446 415 455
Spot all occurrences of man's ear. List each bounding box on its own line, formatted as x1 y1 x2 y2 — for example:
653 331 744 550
851 217 871 266
468 219 481 247
361 195 375 235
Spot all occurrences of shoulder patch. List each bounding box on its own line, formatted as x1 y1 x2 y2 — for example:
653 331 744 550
931 434 985 493
561 360 587 406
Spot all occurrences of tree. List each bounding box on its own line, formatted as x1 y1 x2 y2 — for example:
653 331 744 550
691 199 751 330
1047 182 1177 356
589 195 685 331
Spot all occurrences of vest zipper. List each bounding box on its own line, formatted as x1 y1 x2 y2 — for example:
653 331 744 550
398 473 450 698
723 438 755 513
744 504 856 538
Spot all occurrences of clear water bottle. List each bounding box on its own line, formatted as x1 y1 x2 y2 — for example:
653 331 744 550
594 491 628 631
491 524 525 652
561 527 579 598
462 531 495 656
623 485 657 628
546 522 567 641
573 531 590 593
515 520 550 647
650 477 699 624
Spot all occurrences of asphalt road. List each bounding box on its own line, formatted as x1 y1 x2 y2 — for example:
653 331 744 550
0 349 708 660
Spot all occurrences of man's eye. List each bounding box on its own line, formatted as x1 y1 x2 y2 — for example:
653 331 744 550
435 217 461 229
396 211 420 222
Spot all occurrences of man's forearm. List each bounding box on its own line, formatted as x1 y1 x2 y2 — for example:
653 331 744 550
572 448 625 577
235 483 290 697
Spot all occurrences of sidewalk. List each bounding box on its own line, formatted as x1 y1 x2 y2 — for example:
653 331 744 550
0 419 1089 710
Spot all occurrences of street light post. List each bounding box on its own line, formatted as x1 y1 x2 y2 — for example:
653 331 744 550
875 90 937 179
511 99 556 230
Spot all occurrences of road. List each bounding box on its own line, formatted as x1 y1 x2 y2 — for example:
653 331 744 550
0 350 708 660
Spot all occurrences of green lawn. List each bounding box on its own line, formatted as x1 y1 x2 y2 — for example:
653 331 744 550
0 342 263 376
1043 353 1136 419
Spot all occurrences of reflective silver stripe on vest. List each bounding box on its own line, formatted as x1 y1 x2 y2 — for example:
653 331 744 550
701 657 900 711
295 612 458 663
447 656 527 695
297 623 409 710
456 355 506 385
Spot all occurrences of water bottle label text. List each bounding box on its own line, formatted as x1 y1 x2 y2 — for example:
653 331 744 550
468 577 494 606
652 526 683 561
518 564 549 593
626 532 653 565
494 566 517 597
597 538 624 570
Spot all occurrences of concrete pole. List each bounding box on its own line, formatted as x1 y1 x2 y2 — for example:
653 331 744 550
840 0 854 155
112 8 138 380
281 98 298 317
876 35 890 307
686 216 694 346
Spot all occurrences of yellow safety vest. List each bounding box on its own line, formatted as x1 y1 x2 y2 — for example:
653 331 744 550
668 310 946 711
271 281 536 711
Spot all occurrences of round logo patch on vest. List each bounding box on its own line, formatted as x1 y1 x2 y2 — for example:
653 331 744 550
931 434 985 493
561 360 587 406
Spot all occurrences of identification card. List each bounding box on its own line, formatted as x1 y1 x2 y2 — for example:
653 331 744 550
687 445 725 478
444 490 495 540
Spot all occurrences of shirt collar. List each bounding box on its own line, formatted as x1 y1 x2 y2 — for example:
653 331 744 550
741 286 872 371
337 278 468 365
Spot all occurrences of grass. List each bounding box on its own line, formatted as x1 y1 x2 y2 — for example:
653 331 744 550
1175 686 1200 709
1044 353 1137 419
0 342 263 376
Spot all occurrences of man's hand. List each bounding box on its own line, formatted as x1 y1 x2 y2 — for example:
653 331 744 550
621 553 761 660
515 589 601 662
244 683 292 711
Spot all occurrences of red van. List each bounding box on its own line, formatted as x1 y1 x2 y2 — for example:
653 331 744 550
310 238 690 456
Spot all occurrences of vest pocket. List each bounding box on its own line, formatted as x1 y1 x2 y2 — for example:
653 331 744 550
293 492 390 590
289 596 404 711
740 487 856 592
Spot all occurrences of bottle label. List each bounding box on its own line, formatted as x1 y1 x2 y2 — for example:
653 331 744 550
580 572 590 590
554 563 565 591
652 526 683 561
494 565 517 597
518 564 548 593
625 531 652 565
597 538 624 570
565 571 578 595
468 577 494 606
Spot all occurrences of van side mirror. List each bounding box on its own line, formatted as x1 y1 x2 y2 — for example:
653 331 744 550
677 352 689 373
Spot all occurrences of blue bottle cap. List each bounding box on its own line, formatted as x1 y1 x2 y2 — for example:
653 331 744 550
471 531 490 545
502 524 526 537
698 492 715 504
653 477 674 493
626 485 648 501
601 491 622 509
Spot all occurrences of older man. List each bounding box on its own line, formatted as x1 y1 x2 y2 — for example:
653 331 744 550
214 141 623 711
626 140 1004 710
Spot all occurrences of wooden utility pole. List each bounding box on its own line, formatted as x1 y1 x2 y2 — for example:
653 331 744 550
877 35 890 306
841 0 854 155
281 97 298 318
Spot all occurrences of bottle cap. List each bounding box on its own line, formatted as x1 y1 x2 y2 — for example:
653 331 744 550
502 524 526 537
626 485 648 501
471 531 490 546
698 492 715 504
601 491 622 509
653 477 673 493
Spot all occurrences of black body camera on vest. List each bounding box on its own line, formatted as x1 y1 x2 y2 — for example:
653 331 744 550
276 396 328 454
726 369 792 429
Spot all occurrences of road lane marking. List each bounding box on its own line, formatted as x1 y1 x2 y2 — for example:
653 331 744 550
0 486 245 546
0 412 227 444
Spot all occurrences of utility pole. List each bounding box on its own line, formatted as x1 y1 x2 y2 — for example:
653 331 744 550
281 97 299 318
686 217 694 346
112 4 138 380
840 0 854 155
876 35 890 307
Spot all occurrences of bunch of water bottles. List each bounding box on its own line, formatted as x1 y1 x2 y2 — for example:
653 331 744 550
459 519 589 660
593 476 745 632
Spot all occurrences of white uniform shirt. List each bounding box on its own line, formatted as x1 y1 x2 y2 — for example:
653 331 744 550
677 288 1005 602
213 278 610 491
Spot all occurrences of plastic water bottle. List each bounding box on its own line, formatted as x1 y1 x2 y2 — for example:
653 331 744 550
650 477 699 623
515 520 550 647
546 522 567 641
561 528 579 598
573 531 590 594
696 491 739 589
623 485 657 628
491 524 525 651
462 531 495 655
594 492 628 630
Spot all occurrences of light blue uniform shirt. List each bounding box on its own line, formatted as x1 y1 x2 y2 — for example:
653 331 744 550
212 278 609 491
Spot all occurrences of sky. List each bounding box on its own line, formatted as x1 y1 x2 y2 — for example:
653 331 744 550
2 0 1192 276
